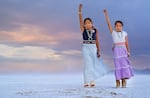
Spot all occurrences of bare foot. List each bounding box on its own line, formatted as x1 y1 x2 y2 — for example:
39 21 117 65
90 81 95 87
84 84 89 88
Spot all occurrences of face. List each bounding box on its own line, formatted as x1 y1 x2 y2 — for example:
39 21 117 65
115 23 123 32
84 20 93 30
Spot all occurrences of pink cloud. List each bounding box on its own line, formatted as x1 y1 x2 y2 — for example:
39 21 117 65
0 23 81 47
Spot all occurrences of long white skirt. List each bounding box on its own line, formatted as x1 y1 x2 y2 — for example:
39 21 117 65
82 44 108 84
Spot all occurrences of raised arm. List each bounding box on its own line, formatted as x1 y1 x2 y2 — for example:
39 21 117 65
78 4 84 32
103 9 113 33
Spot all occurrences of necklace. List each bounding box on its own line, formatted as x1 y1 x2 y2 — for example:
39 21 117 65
87 30 94 40
87 30 95 40
117 31 123 39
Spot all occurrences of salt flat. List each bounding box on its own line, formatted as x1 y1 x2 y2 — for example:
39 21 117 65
0 73 149 98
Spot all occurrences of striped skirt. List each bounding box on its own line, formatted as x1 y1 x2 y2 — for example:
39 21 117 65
113 46 134 80
82 44 107 84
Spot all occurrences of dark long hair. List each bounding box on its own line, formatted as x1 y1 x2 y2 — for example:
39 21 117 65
84 17 93 24
83 17 95 29
114 20 123 26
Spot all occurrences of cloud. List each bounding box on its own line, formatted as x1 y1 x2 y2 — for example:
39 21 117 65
0 44 62 61
0 43 83 73
0 43 83 63
0 23 57 45
0 23 81 48
62 50 82 56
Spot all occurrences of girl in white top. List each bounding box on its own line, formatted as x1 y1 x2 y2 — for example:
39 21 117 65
112 30 127 44
104 9 134 88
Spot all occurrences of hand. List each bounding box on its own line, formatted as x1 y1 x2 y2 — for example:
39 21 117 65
79 3 83 12
103 9 107 14
112 45 115 51
127 52 130 57
97 51 101 58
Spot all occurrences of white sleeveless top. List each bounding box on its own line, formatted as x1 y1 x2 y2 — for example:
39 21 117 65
112 30 127 44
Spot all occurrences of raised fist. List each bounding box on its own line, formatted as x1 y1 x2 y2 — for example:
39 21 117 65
104 9 107 13
79 4 83 12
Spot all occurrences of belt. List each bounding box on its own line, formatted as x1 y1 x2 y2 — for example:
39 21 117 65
114 42 126 46
83 40 96 44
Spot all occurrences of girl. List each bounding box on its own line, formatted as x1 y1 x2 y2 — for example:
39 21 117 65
103 9 134 88
78 4 107 88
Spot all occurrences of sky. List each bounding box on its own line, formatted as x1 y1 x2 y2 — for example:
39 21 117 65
0 0 150 74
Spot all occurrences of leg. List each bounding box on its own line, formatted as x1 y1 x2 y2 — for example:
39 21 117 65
116 80 120 88
122 78 126 88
